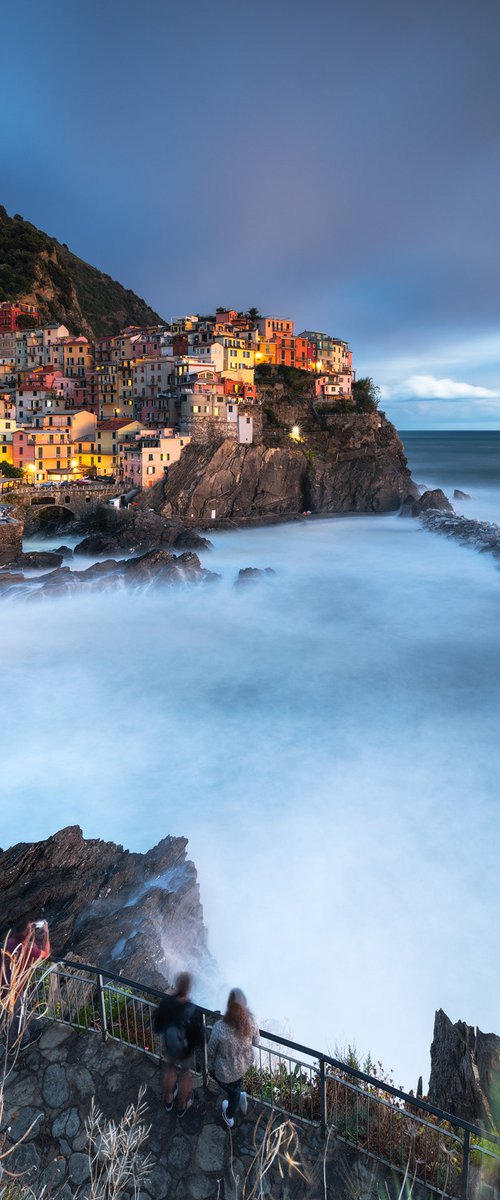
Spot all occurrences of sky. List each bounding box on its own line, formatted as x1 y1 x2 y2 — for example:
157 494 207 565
1 0 500 428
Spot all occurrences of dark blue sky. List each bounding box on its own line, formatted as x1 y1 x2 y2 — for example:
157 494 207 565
2 0 500 426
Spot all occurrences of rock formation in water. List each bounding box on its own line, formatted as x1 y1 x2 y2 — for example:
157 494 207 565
150 370 418 523
428 1009 500 1128
0 516 23 564
0 826 211 990
400 488 454 517
0 546 219 597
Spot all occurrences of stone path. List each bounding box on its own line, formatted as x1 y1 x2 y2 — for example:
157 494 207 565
1 1022 329 1198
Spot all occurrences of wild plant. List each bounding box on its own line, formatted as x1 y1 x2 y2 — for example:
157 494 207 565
85 1084 153 1200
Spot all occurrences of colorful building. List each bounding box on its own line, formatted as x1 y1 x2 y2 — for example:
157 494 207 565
0 301 39 332
121 431 191 488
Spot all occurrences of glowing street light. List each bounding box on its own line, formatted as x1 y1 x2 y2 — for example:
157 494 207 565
290 425 301 441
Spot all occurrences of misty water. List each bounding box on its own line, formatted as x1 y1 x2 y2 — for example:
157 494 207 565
3 430 500 1089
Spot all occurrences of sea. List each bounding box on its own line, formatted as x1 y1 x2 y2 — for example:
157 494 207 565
2 429 500 1090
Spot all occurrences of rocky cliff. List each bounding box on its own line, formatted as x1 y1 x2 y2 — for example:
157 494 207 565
156 368 417 523
0 826 210 989
0 207 164 337
429 1009 500 1128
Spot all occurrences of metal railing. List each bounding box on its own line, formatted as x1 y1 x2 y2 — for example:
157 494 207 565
28 959 500 1199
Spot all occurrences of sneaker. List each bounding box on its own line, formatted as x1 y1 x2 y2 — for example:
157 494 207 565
222 1099 234 1129
177 1095 193 1118
164 1084 178 1112
239 1091 248 1116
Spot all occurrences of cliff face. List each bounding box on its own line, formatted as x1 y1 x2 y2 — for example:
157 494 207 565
0 826 210 989
0 207 164 337
158 406 417 523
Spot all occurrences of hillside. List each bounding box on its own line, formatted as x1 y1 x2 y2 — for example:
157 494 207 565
0 206 165 337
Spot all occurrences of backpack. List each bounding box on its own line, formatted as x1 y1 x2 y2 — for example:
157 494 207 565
163 1002 195 1060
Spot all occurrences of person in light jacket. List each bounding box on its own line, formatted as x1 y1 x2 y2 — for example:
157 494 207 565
207 987 260 1128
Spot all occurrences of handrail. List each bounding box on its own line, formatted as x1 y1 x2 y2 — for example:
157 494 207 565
51 957 500 1149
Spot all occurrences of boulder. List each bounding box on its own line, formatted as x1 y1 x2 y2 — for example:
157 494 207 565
13 551 64 570
122 548 211 585
73 532 121 556
400 489 454 518
54 545 74 558
235 567 276 586
454 489 471 500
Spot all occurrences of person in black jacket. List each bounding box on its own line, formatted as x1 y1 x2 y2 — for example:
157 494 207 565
153 971 203 1115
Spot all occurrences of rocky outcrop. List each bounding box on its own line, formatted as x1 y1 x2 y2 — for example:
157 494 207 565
400 488 454 517
72 510 212 556
12 550 64 570
0 547 218 598
429 1009 500 1128
158 411 417 523
0 826 210 989
0 517 23 564
235 567 276 586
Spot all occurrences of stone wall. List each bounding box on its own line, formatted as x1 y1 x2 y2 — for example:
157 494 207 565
2 1023 471 1200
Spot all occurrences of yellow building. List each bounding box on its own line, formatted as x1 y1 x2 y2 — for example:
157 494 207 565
254 338 277 366
0 415 17 467
76 418 142 478
61 336 93 379
31 428 76 483
210 336 254 382
96 362 136 418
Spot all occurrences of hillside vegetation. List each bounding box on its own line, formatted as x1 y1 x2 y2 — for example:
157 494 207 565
0 206 165 337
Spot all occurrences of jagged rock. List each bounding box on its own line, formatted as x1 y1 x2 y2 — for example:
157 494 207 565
0 825 210 989
235 567 276 586
54 545 74 558
73 511 212 558
454 489 472 500
121 548 216 586
400 489 454 518
0 516 23 564
73 531 123 556
0 570 26 589
73 559 119 579
13 550 64 569
428 1009 500 1127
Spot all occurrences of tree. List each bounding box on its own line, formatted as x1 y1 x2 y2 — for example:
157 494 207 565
351 377 380 413
0 462 23 479
246 307 261 323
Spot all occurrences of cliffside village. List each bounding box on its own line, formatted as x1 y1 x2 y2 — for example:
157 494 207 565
0 302 354 489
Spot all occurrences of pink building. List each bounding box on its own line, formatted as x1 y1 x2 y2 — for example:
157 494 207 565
12 429 35 472
121 431 191 489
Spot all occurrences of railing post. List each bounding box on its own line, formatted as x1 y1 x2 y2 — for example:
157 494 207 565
461 1129 470 1200
202 1012 209 1087
96 973 108 1042
319 1057 327 1137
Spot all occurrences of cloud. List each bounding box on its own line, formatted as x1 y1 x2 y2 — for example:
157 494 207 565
383 375 500 402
